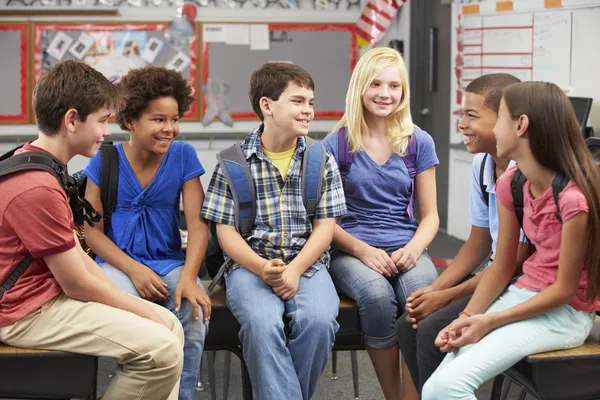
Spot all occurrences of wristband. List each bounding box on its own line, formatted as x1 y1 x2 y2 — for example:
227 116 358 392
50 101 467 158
458 311 473 318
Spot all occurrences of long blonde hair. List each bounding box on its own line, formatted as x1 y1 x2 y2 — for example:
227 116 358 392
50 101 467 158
331 47 414 155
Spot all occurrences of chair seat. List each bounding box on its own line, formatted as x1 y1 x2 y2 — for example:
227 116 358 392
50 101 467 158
0 345 97 399
498 318 600 400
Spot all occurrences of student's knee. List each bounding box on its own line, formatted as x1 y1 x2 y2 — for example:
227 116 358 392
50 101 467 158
356 277 397 319
177 299 208 342
241 308 286 341
416 315 440 345
149 331 184 378
299 303 339 337
396 315 415 346
426 367 472 400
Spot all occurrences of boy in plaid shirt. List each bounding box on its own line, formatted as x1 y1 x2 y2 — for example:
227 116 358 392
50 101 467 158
201 62 346 400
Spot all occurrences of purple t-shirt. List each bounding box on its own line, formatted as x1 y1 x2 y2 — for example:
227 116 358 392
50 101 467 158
322 128 439 248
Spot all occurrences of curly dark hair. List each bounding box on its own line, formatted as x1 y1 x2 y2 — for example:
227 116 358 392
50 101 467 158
116 66 195 131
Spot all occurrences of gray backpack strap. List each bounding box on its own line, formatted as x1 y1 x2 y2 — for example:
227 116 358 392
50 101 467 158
216 143 256 237
301 137 327 218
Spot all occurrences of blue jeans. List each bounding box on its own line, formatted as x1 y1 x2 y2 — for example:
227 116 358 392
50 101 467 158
329 248 438 348
422 285 595 400
225 266 340 400
99 262 208 400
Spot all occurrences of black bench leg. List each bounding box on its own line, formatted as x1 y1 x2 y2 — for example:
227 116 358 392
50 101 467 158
86 357 98 400
229 346 253 400
351 350 359 399
490 375 506 400
331 351 338 380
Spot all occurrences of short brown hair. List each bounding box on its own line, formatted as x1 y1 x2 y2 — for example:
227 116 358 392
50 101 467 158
116 66 195 131
465 73 521 114
249 62 314 121
33 60 118 135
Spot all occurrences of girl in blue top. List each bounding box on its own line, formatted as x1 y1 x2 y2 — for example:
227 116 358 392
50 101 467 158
322 47 439 400
83 66 210 400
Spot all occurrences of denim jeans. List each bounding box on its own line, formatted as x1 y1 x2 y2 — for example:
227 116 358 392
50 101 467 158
329 248 438 348
225 266 340 400
99 262 208 400
422 285 595 400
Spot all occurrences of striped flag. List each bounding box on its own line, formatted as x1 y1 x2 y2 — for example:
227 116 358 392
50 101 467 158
355 0 407 47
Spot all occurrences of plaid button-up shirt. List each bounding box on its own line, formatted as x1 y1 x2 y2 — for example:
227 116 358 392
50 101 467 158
201 126 347 277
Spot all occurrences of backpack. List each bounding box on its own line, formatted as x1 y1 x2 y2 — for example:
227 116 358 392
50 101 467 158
480 153 490 207
337 126 419 219
205 137 327 292
510 169 569 240
0 143 119 299
0 145 102 299
73 143 120 256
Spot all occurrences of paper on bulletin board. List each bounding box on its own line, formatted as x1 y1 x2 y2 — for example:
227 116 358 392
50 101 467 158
141 37 165 63
203 24 226 43
225 24 249 45
47 32 74 61
68 32 95 60
250 24 270 50
166 51 190 73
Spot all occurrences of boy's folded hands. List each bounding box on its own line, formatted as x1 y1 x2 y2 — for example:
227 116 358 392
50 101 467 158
261 258 301 300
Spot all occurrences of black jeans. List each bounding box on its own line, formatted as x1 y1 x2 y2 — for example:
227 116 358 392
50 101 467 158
396 294 473 394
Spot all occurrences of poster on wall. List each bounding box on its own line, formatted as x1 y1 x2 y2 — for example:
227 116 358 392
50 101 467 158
33 23 198 118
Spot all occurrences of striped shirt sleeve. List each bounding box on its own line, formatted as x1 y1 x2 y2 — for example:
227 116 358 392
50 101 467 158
200 164 236 226
315 152 347 219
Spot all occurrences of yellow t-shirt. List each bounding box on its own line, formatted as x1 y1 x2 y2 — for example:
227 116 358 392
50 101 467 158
263 145 297 181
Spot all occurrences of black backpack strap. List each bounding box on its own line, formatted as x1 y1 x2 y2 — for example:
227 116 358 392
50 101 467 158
302 137 327 219
510 168 527 230
551 173 570 223
0 151 69 189
100 144 119 234
480 154 490 207
0 254 33 301
217 143 256 238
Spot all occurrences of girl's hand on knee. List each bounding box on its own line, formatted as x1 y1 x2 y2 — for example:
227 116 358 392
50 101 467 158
129 262 169 301
357 245 398 276
175 278 212 322
391 246 420 272
448 314 494 349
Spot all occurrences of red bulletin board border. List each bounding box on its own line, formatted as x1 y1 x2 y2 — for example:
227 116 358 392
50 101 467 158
33 22 198 120
0 23 29 123
201 23 357 120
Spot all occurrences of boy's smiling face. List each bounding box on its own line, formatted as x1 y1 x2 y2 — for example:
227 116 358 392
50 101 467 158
458 91 498 155
261 81 314 139
70 106 112 158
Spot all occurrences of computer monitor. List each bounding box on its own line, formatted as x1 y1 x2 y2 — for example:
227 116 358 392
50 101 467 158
585 137 600 163
569 97 593 129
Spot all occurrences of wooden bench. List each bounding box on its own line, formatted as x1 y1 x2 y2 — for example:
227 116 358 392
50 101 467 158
0 344 97 399
203 280 363 400
490 319 600 400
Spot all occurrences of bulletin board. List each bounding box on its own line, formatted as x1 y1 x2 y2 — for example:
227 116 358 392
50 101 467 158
0 22 30 124
33 22 198 119
201 23 357 120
